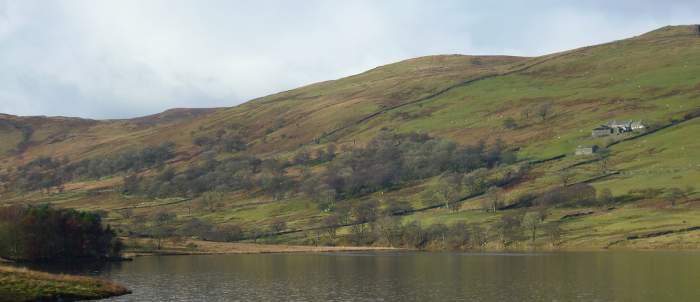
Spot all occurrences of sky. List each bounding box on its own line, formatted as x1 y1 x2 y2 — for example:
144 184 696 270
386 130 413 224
0 1 698 119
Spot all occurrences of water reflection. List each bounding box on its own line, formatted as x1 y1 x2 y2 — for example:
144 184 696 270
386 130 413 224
38 251 700 301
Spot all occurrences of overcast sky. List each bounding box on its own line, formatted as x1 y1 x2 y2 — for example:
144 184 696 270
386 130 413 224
0 1 698 119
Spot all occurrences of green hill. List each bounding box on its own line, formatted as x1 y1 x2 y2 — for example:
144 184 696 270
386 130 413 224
1 25 699 251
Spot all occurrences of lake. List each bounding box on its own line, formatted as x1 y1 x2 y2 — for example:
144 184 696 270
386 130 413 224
63 251 700 301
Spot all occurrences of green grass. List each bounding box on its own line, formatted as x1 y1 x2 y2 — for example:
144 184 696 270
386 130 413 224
592 118 700 194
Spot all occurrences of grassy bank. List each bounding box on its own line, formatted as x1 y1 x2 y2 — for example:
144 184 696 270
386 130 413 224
0 266 129 302
123 237 403 256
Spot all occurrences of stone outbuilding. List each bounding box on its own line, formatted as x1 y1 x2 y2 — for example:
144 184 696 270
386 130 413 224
592 126 613 137
591 120 646 137
575 145 598 155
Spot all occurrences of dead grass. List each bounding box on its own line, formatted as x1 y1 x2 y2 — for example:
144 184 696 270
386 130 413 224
0 265 129 302
124 237 402 256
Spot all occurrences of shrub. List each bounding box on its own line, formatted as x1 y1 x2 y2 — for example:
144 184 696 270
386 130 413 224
502 117 518 129
536 183 597 207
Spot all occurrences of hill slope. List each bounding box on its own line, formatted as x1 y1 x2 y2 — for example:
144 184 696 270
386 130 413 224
1 25 700 251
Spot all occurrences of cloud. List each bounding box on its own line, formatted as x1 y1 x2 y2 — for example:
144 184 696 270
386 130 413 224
0 0 698 119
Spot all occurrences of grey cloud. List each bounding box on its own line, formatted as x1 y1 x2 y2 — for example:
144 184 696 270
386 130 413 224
0 0 698 119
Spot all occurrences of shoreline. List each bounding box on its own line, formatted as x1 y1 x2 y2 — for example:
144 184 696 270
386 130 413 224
123 238 405 257
122 238 700 258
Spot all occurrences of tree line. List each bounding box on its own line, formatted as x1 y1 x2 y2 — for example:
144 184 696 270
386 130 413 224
192 128 247 153
125 131 517 205
5 131 517 206
0 204 122 261
308 208 563 249
301 132 516 210
8 142 176 193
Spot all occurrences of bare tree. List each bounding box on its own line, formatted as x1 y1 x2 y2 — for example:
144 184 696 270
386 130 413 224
520 107 532 121
199 191 224 212
446 222 470 249
436 182 458 210
151 210 176 249
523 211 544 244
496 210 524 247
436 173 463 211
322 214 340 240
483 186 504 212
545 222 564 247
596 148 611 174
463 168 489 194
375 216 403 247
470 225 488 248
536 102 553 121
351 199 379 223
348 224 372 246
270 218 287 234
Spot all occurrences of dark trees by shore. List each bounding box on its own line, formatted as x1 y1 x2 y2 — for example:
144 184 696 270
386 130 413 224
0 204 122 262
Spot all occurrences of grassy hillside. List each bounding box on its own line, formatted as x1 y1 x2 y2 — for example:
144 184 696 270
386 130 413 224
1 25 699 251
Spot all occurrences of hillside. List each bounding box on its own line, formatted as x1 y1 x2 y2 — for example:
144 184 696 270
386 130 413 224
1 25 700 251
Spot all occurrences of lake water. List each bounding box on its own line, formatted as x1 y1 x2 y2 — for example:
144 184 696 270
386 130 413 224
63 251 700 301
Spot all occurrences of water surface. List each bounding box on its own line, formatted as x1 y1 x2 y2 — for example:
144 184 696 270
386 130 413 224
66 251 700 301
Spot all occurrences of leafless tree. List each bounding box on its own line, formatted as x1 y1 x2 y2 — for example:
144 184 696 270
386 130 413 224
484 186 504 212
199 191 224 212
536 102 553 121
